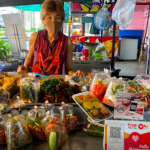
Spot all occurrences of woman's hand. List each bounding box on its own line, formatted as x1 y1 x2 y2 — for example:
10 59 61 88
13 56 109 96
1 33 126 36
74 70 85 77
17 65 27 74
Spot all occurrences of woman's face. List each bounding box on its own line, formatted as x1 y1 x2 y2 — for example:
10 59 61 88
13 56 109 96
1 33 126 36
42 12 63 35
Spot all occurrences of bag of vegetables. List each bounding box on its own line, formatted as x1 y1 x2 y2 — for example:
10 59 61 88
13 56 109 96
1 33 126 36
103 78 129 106
0 113 7 145
44 113 68 150
5 115 33 150
90 72 110 101
27 106 47 141
20 77 40 103
59 102 81 133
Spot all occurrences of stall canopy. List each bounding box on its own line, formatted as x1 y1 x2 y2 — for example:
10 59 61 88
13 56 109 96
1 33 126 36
0 0 91 7
13 3 70 23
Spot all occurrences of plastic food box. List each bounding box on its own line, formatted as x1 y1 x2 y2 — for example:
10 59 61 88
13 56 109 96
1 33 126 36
72 92 113 122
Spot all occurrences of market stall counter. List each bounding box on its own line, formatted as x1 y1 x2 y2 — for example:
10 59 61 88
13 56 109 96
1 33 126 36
0 131 103 150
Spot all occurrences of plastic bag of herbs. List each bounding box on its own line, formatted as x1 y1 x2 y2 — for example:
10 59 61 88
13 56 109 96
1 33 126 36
59 102 81 133
43 112 68 150
27 106 46 141
5 115 33 150
20 77 40 103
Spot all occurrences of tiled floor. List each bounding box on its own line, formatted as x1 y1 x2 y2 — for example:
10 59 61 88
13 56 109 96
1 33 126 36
115 61 146 77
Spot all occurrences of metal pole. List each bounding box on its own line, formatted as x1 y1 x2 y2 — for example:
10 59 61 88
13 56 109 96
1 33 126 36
101 30 103 43
111 0 117 70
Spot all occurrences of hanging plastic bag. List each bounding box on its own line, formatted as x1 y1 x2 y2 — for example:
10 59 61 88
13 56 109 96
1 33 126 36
112 0 136 30
27 106 46 141
0 113 7 145
90 71 110 101
5 115 33 150
44 113 68 150
59 102 81 133
20 77 40 103
103 78 129 106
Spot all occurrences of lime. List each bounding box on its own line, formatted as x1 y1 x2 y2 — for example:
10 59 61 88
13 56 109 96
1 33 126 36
49 132 57 150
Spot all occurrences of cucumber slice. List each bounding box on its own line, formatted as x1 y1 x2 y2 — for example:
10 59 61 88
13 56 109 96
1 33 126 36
49 132 57 150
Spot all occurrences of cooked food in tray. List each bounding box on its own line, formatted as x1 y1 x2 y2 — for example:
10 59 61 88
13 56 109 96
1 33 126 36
73 92 112 122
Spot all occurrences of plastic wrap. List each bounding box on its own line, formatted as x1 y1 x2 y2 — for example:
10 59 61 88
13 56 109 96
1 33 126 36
44 113 68 149
0 113 7 144
20 77 40 103
11 96 25 109
90 72 110 101
112 0 136 30
83 123 104 137
133 75 150 107
103 78 129 106
5 115 33 150
59 103 81 133
27 106 46 141
40 101 60 114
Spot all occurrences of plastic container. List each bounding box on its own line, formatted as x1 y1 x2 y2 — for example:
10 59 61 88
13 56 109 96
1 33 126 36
81 49 89 60
72 92 113 122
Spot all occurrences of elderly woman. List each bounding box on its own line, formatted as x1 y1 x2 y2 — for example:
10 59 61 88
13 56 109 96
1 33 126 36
17 0 84 77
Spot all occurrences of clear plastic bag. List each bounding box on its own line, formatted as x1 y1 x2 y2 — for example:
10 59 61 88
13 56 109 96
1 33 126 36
40 101 60 114
11 96 25 109
59 103 81 133
20 77 40 103
0 113 7 145
0 102 9 114
27 106 46 141
0 86 10 103
133 75 150 107
112 0 136 30
95 43 105 53
90 72 110 101
5 115 33 150
103 78 129 106
44 113 68 149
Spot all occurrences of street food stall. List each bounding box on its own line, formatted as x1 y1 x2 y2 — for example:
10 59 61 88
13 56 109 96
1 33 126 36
0 0 150 150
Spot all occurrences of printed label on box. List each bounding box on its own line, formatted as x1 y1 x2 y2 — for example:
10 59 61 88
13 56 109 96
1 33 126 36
105 120 150 150
114 93 147 120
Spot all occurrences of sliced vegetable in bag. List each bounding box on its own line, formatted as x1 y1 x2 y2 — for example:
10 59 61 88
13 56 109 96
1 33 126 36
90 71 110 101
103 78 129 106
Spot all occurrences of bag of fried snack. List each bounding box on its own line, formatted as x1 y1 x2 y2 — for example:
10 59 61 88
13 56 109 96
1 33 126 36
27 106 47 141
5 115 33 150
0 113 7 145
59 102 81 133
2 77 19 98
44 112 68 150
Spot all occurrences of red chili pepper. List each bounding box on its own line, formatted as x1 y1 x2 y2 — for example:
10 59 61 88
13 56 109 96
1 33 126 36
14 128 18 133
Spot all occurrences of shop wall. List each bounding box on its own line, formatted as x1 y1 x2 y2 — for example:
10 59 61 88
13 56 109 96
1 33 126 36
119 30 144 50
